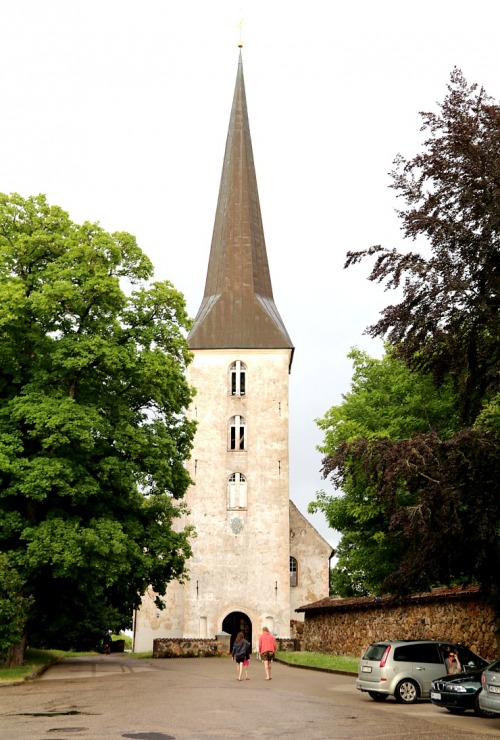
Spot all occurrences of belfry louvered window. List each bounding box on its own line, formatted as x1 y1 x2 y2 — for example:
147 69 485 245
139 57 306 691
230 361 246 396
229 415 246 450
227 473 247 509
290 557 298 587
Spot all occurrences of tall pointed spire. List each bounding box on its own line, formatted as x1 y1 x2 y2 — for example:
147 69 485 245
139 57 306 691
188 52 294 358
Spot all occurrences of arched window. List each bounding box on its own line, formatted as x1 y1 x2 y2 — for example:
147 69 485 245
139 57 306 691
229 415 246 450
227 473 247 509
230 361 246 396
290 556 298 587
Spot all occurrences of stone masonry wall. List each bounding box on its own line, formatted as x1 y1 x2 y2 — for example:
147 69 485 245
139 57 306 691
303 598 497 661
154 634 297 658
153 633 231 658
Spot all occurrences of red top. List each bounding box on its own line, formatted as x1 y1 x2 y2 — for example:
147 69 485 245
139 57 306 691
259 631 276 653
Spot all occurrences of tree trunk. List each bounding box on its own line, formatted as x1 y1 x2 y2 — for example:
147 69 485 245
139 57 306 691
3 629 29 668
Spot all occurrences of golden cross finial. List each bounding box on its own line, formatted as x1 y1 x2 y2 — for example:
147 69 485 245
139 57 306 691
237 12 243 48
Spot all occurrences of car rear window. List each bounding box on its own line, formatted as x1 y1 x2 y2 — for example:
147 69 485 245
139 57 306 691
362 644 389 661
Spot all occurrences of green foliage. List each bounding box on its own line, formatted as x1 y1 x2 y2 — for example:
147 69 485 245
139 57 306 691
115 632 132 650
0 555 34 660
0 193 196 662
311 347 457 596
475 394 500 435
316 348 459 452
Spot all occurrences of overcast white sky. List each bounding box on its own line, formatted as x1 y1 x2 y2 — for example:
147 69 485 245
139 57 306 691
2 1 499 546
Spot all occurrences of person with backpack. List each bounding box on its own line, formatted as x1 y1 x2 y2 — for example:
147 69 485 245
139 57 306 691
232 631 251 681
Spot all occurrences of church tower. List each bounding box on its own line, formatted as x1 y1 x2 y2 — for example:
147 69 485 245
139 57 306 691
133 52 331 653
184 50 294 646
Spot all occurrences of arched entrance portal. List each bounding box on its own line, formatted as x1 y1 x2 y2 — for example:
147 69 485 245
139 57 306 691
222 611 252 651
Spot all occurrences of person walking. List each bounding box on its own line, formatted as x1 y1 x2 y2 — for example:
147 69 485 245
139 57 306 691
258 626 276 680
103 632 112 655
232 632 251 681
243 646 251 680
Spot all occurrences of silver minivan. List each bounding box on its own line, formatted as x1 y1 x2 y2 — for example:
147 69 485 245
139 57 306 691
357 640 487 704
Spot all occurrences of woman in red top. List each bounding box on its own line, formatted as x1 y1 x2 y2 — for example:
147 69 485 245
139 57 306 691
258 626 276 680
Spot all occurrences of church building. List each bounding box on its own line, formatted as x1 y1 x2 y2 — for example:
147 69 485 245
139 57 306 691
133 52 332 653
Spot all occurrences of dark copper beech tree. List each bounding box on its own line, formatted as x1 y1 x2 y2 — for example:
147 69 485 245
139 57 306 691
318 69 500 650
347 68 500 427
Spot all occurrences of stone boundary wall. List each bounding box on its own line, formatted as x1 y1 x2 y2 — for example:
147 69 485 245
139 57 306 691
302 596 497 661
290 619 304 650
153 634 296 658
276 638 297 652
153 634 230 658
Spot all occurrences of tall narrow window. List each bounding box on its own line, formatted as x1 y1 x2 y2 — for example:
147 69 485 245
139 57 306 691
290 557 298 587
227 473 247 509
230 361 246 396
229 416 246 450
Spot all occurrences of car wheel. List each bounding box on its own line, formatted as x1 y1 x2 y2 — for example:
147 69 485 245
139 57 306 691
474 691 496 718
394 679 419 704
368 691 388 701
446 707 466 715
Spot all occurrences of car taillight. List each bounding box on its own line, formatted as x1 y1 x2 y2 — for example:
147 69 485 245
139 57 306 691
379 646 391 668
481 674 486 686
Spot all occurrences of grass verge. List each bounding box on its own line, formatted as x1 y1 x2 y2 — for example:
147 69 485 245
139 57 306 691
127 651 153 659
0 631 133 683
0 648 94 683
275 651 358 673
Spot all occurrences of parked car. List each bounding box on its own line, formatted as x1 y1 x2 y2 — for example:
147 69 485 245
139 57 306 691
479 659 500 716
357 640 488 704
430 669 495 717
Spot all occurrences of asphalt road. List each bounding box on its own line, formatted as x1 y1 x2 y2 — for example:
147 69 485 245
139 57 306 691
1 655 499 739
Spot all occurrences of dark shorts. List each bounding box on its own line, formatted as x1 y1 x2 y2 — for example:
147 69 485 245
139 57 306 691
235 656 245 663
261 651 274 661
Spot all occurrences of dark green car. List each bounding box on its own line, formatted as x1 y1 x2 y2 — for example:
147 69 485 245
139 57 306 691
431 669 496 718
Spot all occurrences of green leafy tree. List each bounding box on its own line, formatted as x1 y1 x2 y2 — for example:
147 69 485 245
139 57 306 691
0 555 34 657
311 347 457 596
0 193 196 666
